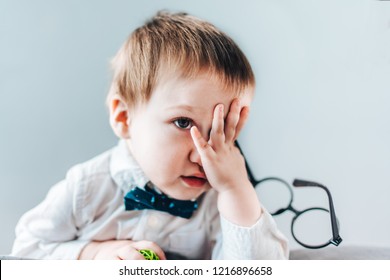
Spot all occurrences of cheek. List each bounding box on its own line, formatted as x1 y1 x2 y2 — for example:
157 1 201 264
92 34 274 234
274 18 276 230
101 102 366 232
132 128 192 180
153 133 190 168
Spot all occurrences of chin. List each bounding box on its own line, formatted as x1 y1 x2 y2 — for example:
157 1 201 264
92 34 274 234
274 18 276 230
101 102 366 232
167 186 209 201
154 178 211 201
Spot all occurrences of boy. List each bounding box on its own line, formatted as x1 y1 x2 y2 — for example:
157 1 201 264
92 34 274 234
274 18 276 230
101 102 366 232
12 12 288 260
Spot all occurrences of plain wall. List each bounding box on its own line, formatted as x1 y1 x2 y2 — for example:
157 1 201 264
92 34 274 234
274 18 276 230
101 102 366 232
1 0 389 254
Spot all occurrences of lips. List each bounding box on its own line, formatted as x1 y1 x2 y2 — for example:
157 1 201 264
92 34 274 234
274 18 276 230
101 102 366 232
181 175 208 188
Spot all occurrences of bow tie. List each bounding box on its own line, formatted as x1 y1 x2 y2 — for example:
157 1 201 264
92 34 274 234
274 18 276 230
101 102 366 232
124 184 198 219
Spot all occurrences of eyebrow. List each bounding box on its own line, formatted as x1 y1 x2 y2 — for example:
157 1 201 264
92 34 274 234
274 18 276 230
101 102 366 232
165 104 196 113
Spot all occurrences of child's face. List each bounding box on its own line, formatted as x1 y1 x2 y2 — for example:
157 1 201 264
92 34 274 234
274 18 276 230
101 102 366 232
126 73 253 200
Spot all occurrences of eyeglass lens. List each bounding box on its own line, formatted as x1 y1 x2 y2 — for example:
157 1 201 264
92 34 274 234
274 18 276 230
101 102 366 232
255 179 334 248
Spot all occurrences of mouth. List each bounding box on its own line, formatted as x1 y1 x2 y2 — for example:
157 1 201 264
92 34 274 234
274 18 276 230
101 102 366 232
181 175 208 188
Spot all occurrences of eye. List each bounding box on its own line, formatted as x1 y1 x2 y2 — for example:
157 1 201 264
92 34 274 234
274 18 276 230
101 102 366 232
173 118 193 130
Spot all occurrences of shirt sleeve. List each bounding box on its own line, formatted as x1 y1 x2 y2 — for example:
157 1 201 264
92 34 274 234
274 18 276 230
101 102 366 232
212 206 289 260
11 168 90 260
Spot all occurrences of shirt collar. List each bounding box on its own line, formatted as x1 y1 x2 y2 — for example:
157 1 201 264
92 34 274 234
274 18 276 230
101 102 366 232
109 140 150 194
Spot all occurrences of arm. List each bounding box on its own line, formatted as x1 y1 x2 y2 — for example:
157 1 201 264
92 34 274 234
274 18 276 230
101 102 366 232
191 99 289 259
12 179 89 259
12 168 166 260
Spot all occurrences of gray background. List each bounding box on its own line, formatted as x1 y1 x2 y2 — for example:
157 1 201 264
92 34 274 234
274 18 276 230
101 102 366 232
1 0 389 254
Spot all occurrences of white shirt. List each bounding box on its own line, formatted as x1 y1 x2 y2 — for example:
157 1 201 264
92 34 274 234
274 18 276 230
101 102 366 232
12 140 289 260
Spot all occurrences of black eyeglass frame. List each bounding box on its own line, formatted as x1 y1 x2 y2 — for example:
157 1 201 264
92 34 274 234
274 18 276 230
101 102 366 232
235 141 342 249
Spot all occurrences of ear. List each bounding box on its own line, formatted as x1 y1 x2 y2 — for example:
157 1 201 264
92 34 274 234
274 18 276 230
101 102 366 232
109 94 131 139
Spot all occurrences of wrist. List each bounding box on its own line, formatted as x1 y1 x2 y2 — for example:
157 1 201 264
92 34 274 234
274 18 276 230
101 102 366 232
217 181 262 227
217 178 253 195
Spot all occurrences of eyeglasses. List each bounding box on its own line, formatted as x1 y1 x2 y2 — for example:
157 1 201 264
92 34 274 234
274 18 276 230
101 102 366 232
236 142 342 249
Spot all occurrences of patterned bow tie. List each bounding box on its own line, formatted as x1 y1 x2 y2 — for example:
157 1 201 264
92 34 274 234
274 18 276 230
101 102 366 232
124 184 198 219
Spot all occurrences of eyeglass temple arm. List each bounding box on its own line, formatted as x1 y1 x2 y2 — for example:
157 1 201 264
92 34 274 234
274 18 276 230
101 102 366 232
234 141 258 186
293 179 343 246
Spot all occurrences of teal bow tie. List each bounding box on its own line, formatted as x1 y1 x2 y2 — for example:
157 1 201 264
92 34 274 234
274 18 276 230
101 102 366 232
124 185 198 219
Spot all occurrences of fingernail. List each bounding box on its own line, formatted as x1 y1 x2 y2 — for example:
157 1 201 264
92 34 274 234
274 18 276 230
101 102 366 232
219 104 224 115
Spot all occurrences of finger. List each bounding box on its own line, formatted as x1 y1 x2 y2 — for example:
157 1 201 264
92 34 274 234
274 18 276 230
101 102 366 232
209 104 225 148
132 241 167 260
225 99 241 143
117 247 146 260
234 106 250 140
190 126 214 160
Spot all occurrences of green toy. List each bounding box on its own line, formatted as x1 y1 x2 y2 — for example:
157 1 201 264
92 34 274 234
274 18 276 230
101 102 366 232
139 249 160 260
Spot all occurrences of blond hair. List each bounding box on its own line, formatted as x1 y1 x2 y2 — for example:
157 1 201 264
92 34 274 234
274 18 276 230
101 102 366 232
107 11 255 107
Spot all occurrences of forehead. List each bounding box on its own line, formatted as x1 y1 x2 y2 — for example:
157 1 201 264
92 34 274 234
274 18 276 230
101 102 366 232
149 73 253 111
